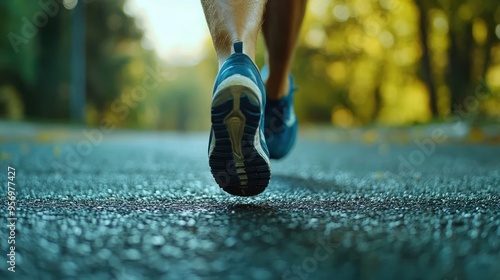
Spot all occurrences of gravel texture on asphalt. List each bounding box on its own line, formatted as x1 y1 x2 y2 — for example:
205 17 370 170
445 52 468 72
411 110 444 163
1 131 499 280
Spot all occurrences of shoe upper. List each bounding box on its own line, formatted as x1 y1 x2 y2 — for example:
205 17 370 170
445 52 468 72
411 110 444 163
213 42 266 105
261 67 298 159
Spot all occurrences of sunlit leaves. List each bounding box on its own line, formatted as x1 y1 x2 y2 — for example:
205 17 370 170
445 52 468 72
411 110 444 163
472 18 488 46
294 0 499 126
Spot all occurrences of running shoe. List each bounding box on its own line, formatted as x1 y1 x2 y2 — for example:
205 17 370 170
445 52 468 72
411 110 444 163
208 42 271 196
261 67 298 159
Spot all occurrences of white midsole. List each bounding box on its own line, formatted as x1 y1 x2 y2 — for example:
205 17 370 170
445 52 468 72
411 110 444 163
212 74 262 105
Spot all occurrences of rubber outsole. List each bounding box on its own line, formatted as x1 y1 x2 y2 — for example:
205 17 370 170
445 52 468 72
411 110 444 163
209 85 271 196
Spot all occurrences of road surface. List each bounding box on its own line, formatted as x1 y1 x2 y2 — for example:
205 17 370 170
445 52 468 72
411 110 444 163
1 125 499 279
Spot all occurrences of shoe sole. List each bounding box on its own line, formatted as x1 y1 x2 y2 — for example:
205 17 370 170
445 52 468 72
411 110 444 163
209 74 271 196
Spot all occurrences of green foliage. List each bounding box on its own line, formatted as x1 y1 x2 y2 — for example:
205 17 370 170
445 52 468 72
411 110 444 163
292 0 500 126
0 0 499 128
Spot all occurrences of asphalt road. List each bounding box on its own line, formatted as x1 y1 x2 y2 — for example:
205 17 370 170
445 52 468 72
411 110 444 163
1 127 500 280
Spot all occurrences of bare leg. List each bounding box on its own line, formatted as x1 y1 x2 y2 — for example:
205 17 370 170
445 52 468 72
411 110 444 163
262 0 307 100
201 0 267 68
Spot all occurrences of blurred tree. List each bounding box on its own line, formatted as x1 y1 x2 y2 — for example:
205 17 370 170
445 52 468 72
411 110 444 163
32 2 68 119
0 1 40 118
443 0 498 113
416 0 439 117
446 1 474 113
85 0 145 116
71 0 86 121
0 0 150 122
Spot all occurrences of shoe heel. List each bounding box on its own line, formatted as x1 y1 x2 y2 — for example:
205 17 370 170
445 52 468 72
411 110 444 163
209 84 270 196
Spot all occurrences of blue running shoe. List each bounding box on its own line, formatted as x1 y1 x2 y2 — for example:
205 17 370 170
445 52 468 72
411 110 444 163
261 67 298 159
208 42 271 196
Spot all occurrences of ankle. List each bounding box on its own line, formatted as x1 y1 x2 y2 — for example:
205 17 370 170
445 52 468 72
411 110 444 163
216 40 257 69
266 75 290 100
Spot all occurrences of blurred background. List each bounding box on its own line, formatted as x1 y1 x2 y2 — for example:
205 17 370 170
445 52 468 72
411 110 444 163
0 0 499 131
